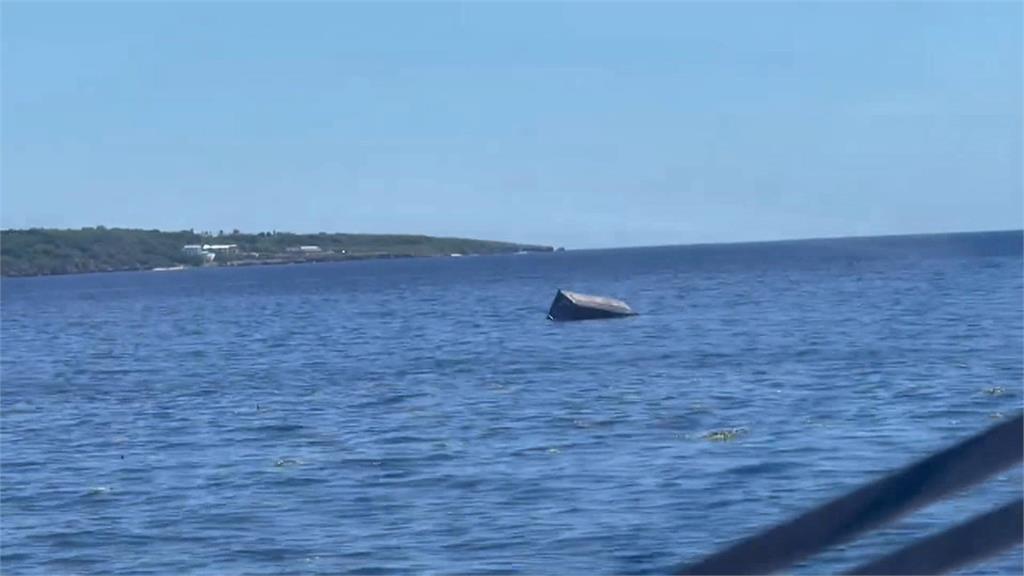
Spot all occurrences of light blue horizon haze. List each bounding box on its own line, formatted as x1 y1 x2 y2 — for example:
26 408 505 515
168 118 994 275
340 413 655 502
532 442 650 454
2 1 1021 249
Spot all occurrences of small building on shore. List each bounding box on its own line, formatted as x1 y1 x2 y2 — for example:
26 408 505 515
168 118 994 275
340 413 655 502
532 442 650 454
202 244 239 255
182 245 216 262
286 245 332 254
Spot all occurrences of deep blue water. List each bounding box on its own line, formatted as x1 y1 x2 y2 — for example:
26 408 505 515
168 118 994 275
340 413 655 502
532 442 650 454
2 231 1022 575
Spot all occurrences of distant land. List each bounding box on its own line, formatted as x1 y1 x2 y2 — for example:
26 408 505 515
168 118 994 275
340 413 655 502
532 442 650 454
0 227 555 277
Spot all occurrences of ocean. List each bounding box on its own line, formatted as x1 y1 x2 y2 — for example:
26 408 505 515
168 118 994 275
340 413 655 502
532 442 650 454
2 231 1022 575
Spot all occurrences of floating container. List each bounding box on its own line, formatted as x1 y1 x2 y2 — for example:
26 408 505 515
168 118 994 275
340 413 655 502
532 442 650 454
547 289 636 321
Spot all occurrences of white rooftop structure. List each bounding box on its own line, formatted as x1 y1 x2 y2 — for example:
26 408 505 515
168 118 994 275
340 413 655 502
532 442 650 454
202 244 238 252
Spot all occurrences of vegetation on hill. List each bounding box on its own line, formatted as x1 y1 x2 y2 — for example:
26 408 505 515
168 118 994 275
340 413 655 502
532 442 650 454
0 227 552 277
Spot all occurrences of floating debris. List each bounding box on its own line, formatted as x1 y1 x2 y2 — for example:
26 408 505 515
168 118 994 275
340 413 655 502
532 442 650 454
274 457 303 467
703 428 749 442
547 289 636 321
984 387 1006 396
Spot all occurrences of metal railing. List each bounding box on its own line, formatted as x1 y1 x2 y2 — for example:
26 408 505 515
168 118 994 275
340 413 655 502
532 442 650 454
676 413 1023 575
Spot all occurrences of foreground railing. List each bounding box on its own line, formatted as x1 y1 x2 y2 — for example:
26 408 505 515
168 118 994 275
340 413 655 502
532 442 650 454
677 414 1023 575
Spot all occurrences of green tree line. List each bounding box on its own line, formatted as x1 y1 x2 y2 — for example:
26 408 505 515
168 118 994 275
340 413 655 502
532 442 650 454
1 227 552 277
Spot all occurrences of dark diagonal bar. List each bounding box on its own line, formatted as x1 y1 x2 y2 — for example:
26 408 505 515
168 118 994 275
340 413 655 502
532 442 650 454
846 498 1023 575
677 414 1023 575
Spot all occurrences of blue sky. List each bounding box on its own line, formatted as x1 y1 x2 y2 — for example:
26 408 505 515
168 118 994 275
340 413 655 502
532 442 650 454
2 2 1021 248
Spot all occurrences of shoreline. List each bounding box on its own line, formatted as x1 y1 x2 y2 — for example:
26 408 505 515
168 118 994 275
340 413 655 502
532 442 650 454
0 227 556 279
0 248 556 279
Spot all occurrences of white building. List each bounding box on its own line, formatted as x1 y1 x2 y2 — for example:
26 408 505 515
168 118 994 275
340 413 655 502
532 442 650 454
286 245 327 253
182 245 216 262
202 244 239 254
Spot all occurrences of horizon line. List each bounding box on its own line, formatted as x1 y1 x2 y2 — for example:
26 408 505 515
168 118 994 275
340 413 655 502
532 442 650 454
578 227 1023 252
1 225 1021 252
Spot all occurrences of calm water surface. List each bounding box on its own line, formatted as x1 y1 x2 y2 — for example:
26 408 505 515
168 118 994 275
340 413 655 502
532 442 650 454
2 232 1022 574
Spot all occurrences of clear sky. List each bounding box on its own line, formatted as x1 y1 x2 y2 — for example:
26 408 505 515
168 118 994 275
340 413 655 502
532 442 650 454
2 2 1021 248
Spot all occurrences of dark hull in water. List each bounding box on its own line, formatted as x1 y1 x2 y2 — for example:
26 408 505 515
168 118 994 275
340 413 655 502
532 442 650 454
547 289 636 321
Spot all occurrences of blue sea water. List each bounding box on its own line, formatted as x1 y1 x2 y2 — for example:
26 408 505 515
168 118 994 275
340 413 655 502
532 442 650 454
2 231 1022 575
